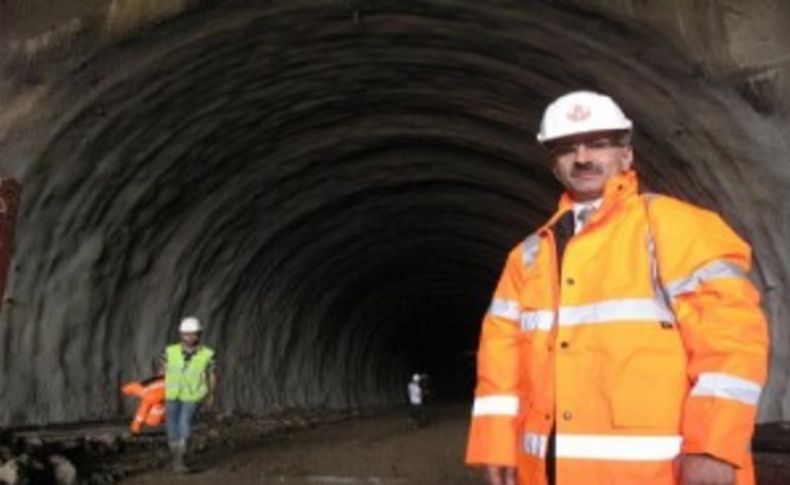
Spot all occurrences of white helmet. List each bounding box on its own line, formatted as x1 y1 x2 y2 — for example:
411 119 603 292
537 91 632 144
179 316 202 333
412 374 421 382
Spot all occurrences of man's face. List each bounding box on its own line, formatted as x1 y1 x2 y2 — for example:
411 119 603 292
181 332 200 347
548 131 633 201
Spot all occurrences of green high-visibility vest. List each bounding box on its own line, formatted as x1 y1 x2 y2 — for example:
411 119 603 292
165 344 214 402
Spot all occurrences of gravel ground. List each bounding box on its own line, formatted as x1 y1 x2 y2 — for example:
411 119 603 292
120 404 790 485
121 404 482 485
5 403 789 484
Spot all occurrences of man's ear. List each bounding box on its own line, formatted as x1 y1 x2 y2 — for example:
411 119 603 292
551 163 561 181
621 145 634 171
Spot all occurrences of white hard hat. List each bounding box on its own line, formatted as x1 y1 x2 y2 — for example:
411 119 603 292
179 316 202 333
412 374 420 381
537 91 632 144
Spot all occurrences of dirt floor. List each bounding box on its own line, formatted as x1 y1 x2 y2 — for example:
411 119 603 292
121 404 482 485
115 403 790 485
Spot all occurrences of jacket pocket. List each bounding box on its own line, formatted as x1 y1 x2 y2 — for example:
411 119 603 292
610 336 688 430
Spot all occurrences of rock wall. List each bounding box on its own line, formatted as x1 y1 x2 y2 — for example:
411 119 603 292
0 0 788 424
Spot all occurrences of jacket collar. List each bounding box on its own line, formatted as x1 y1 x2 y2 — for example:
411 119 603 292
540 170 639 234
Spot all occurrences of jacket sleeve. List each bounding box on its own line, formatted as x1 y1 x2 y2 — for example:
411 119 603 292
651 197 768 467
466 246 526 466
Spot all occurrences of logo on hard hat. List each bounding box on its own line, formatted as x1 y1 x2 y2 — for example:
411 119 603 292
567 104 591 122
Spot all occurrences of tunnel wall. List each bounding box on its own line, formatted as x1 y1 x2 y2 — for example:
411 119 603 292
0 0 789 425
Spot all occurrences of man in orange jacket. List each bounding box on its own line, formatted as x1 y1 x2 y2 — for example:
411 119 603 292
122 375 166 433
466 91 768 485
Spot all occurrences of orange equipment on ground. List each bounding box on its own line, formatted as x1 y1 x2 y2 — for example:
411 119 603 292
122 376 166 433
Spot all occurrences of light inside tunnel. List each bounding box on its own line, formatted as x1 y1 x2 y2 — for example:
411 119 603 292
0 1 786 425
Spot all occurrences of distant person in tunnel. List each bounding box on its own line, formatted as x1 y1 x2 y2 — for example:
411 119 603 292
160 316 217 473
466 91 768 485
408 373 426 428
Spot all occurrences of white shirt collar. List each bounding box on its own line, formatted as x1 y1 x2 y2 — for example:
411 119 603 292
573 198 602 213
572 198 602 233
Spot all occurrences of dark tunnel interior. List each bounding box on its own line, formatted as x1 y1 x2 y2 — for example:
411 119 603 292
0 0 787 425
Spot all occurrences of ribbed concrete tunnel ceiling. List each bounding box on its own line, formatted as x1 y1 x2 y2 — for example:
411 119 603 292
0 0 789 425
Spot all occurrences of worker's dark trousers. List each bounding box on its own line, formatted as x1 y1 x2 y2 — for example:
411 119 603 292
409 404 425 427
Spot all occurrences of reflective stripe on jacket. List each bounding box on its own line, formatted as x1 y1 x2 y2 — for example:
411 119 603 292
466 170 768 485
165 344 215 402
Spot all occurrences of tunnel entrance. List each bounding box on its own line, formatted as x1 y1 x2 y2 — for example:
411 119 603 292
0 0 787 427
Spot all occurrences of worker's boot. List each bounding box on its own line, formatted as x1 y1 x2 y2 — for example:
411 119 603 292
169 440 188 473
177 439 190 473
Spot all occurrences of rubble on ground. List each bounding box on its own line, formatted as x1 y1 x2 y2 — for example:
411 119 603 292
0 408 358 484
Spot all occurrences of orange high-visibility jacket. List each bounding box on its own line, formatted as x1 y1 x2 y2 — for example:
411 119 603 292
466 171 768 485
122 377 166 433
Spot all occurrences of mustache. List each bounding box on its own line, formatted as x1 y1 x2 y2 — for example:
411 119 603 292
571 161 603 175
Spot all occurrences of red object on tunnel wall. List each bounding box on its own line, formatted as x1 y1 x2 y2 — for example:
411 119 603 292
0 178 21 311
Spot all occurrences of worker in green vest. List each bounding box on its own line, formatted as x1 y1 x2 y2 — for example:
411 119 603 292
160 316 217 473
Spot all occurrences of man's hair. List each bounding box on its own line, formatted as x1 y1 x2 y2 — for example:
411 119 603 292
614 130 632 146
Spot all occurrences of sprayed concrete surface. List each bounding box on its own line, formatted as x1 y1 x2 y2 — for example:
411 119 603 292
0 0 789 427
0 1 788 482
0 10 788 485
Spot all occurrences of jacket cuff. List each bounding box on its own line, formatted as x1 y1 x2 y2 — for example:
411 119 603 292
466 415 519 466
682 396 757 468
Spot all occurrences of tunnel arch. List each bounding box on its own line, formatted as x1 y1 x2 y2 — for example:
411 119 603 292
0 0 788 425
